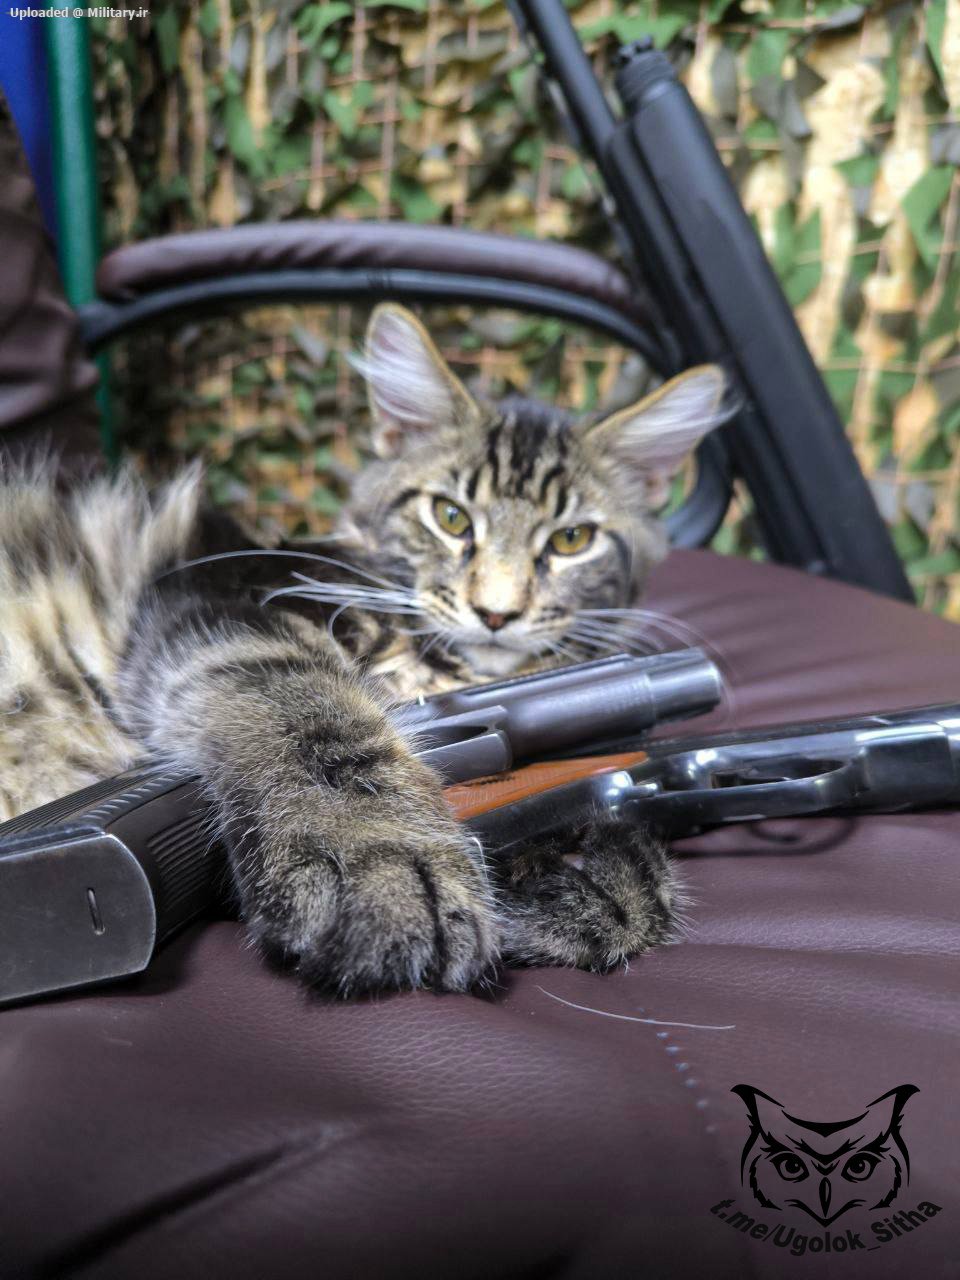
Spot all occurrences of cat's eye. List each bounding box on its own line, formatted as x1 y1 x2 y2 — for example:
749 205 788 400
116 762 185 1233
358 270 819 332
770 1153 808 1182
433 497 472 538
549 524 596 556
842 1153 880 1182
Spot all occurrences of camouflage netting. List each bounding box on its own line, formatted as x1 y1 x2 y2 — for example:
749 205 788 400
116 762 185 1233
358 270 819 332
90 1 960 617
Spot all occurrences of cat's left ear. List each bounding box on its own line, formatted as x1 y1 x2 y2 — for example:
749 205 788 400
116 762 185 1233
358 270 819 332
583 365 728 509
359 303 480 457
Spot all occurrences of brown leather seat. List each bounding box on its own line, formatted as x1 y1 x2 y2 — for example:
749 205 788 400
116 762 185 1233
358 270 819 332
2 547 958 1279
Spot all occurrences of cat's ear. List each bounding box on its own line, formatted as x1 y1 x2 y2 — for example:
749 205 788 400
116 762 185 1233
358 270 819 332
359 303 479 457
583 365 728 509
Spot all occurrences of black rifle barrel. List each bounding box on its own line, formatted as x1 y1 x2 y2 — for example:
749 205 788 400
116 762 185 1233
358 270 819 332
609 45 910 598
513 0 912 602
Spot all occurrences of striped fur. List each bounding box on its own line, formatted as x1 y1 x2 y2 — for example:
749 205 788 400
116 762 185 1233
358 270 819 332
0 460 202 819
0 306 726 994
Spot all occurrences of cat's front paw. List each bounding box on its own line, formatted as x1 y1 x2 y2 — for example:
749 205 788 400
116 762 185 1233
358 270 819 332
241 818 499 996
494 812 678 970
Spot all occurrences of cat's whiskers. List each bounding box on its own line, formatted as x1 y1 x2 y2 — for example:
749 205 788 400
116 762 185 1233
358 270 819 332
410 596 465 660
564 627 627 656
567 614 663 652
572 612 684 655
416 628 446 660
268 571 419 602
579 606 717 654
264 573 420 614
268 579 455 656
535 629 593 660
259 574 447 647
571 614 656 641
420 594 461 628
437 631 467 664
160 547 413 594
540 636 580 664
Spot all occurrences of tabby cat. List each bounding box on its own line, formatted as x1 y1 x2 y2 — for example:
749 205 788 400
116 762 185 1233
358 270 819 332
0 304 726 994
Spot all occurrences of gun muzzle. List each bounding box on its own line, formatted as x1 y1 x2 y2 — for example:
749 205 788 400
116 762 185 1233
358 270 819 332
630 648 724 727
415 648 722 765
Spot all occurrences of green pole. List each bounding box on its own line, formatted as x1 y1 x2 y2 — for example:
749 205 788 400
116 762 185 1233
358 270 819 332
44 16 116 461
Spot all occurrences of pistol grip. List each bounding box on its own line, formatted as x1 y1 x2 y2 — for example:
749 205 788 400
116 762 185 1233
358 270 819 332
0 770 220 1007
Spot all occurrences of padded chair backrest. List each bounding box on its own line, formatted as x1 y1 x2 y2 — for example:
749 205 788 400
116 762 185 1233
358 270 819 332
80 221 732 549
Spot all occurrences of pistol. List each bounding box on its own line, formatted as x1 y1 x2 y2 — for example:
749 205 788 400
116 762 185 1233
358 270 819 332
0 648 721 1005
463 704 960 851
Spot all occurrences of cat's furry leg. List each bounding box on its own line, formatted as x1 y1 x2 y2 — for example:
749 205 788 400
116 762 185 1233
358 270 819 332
492 812 678 970
118 586 499 995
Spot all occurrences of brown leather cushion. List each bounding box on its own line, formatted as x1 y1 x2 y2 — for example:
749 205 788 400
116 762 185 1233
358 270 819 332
2 550 958 1279
95 221 651 325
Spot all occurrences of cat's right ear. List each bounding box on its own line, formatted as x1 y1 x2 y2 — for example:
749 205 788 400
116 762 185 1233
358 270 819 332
358 304 479 457
582 365 728 509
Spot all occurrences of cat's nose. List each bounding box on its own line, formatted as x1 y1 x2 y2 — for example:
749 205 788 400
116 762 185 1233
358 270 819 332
473 605 521 632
